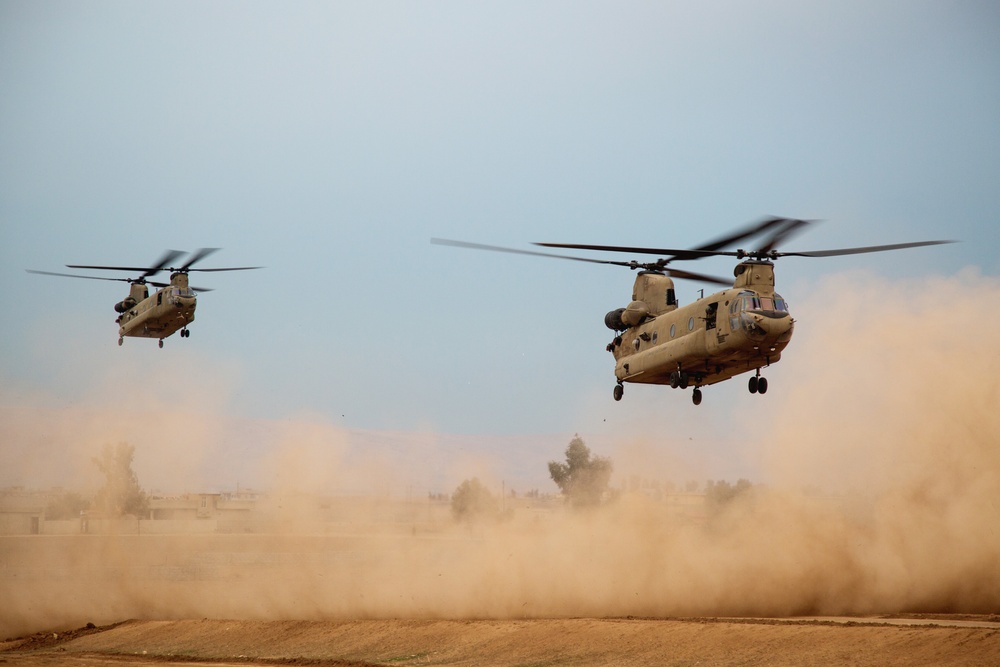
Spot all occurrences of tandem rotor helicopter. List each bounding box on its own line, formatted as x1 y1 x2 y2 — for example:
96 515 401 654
27 248 261 348
433 217 954 406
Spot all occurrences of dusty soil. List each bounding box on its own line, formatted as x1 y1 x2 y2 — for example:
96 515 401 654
3 616 1000 667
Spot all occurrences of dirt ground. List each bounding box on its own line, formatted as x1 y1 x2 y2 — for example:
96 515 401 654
3 615 1000 667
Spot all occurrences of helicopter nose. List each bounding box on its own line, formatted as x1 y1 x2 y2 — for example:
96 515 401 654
747 311 794 343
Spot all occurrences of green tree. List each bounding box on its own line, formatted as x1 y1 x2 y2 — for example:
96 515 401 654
92 442 149 517
548 435 613 508
451 477 499 522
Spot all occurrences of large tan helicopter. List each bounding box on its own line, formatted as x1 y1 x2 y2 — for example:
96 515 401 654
28 248 261 348
433 217 954 405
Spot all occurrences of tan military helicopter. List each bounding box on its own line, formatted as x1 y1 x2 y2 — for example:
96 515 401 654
28 248 261 348
433 217 953 405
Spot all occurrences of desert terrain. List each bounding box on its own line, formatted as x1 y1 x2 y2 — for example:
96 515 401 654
3 614 1000 666
3 509 1000 667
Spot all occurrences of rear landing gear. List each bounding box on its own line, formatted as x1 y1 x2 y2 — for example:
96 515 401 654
158 339 164 348
692 388 703 406
118 336 123 346
613 383 624 402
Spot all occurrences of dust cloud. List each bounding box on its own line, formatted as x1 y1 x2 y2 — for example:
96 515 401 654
2 269 998 637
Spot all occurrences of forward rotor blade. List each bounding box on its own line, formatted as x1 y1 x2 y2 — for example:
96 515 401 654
535 216 823 260
178 247 220 270
758 218 818 253
186 266 264 272
690 216 793 252
432 238 640 268
148 280 214 291
777 239 956 258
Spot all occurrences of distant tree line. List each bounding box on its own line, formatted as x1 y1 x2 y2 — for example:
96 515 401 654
43 441 149 520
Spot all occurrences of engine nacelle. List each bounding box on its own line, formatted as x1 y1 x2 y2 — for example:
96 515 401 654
114 297 136 313
605 308 625 331
621 300 649 327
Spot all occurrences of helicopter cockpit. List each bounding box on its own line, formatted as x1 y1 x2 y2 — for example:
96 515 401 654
730 290 790 337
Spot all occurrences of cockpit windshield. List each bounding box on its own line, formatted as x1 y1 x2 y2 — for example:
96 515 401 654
736 291 788 313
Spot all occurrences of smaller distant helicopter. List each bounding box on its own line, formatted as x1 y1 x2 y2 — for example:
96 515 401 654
28 248 261 347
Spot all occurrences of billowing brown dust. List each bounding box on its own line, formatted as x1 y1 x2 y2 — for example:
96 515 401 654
2 270 998 637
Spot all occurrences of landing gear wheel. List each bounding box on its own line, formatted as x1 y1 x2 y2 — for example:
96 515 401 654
757 377 768 394
670 371 680 389
118 337 123 347
158 339 164 348
613 384 624 402
692 388 703 406
748 376 759 394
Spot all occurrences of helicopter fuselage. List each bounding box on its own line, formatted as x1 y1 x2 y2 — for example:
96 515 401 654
115 273 197 345
608 260 793 398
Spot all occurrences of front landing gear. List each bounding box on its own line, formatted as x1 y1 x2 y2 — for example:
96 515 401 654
748 369 768 395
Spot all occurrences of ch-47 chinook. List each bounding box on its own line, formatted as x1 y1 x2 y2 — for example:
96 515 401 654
432 217 954 405
28 248 261 348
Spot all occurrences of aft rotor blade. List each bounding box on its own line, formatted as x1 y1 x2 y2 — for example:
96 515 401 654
534 241 726 260
431 238 640 268
666 268 732 286
67 249 186 278
777 240 956 258
186 266 264 272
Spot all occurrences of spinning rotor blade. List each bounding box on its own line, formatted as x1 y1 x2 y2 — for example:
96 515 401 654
27 270 214 291
432 238 640 268
431 238 731 283
186 266 264 272
146 280 214 292
534 241 720 260
177 247 220 270
757 218 817 253
534 216 809 260
776 239 956 258
67 249 186 279
26 269 134 283
689 215 793 252
664 268 732 286
174 248 262 272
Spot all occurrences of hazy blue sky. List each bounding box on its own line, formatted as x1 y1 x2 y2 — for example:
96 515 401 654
2 1 998 449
